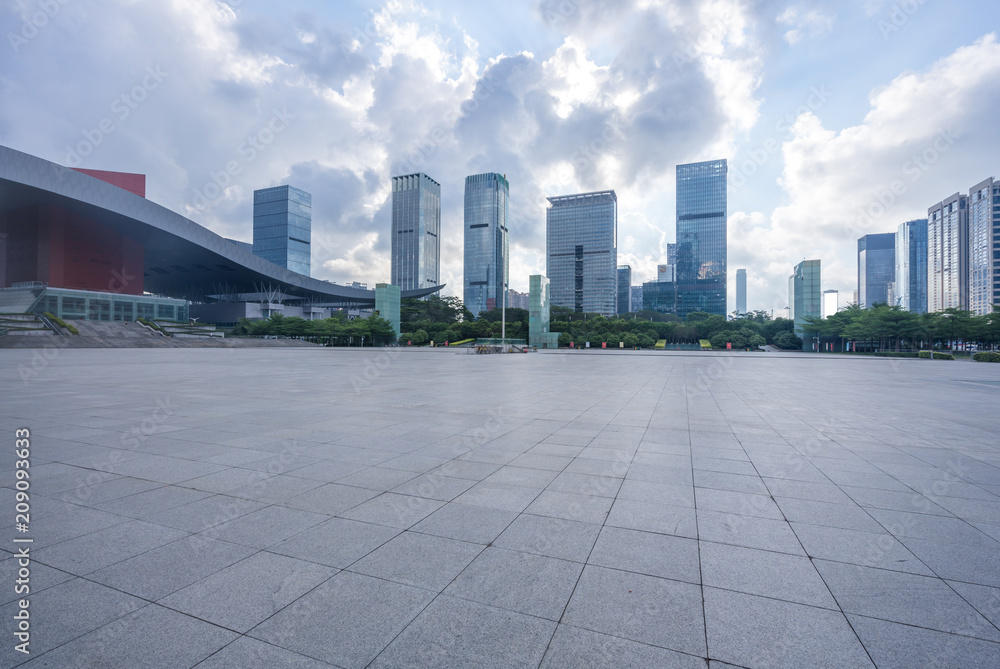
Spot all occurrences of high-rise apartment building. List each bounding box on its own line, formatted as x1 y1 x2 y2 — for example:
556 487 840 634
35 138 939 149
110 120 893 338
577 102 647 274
617 265 631 314
895 219 928 313
546 190 618 316
735 268 747 315
791 259 821 349
675 159 727 317
390 173 440 291
968 177 1000 315
253 185 311 276
928 193 969 312
464 173 509 317
507 289 530 310
858 233 895 308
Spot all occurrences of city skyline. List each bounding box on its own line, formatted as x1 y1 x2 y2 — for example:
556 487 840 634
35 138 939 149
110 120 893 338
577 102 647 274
3 1 998 313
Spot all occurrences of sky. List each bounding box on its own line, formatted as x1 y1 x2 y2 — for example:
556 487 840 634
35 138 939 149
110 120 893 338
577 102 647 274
3 0 999 314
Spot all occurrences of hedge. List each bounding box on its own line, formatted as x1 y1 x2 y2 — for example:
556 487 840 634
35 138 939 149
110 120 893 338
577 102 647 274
973 351 1000 363
918 350 954 360
44 312 79 335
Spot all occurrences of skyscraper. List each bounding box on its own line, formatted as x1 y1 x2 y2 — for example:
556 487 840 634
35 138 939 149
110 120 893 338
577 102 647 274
390 173 440 292
968 177 1000 316
616 265 631 315
464 173 509 317
675 159 727 317
895 219 928 313
928 193 969 312
630 285 643 313
791 259 821 349
546 190 618 316
667 243 677 266
253 185 311 276
857 233 895 308
735 268 747 315
822 290 839 318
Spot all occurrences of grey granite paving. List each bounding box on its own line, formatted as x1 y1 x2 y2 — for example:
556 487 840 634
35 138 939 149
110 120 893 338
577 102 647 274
2 347 1000 667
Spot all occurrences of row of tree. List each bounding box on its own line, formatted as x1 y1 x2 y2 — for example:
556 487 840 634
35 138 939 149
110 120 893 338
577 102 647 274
398 298 799 349
231 297 805 349
231 312 396 345
799 304 1000 352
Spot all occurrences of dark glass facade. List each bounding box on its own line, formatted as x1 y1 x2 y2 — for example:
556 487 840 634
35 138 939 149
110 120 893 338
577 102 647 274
253 185 312 276
391 173 440 291
642 280 678 314
675 159 727 317
616 265 631 314
546 191 617 316
895 219 928 313
858 232 895 308
464 173 509 317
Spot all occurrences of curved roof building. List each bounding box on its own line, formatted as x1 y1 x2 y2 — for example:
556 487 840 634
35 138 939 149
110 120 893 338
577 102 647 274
0 145 442 316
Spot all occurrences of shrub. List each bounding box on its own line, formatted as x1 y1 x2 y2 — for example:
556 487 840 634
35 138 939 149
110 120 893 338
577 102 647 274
44 312 78 335
918 350 954 360
973 351 1000 363
773 332 802 350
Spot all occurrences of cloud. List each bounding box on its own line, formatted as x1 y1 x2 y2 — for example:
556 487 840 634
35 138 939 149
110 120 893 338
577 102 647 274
1 0 766 297
777 5 835 45
729 33 1000 311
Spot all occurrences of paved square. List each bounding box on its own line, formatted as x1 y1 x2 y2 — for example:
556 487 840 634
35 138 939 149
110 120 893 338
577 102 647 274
2 346 1000 667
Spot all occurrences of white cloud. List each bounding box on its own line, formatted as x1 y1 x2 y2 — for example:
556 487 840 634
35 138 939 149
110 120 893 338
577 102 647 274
730 33 1000 312
2 0 765 299
777 5 835 45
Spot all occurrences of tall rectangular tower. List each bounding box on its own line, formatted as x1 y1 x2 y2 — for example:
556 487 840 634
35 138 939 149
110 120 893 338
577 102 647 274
968 177 1000 315
464 173 509 318
253 185 311 276
792 259 821 349
928 193 969 312
822 289 839 318
675 159 727 317
391 173 441 291
895 219 928 313
857 233 895 308
546 190 618 317
735 268 747 315
616 265 631 315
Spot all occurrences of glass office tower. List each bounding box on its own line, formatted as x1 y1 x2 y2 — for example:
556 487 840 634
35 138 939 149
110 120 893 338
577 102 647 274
253 185 311 276
616 265 631 315
857 233 895 308
928 193 968 312
968 177 1000 315
735 268 747 315
675 159 727 317
792 259 821 350
391 173 441 291
630 285 643 313
546 190 618 317
464 173 509 317
895 219 928 313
